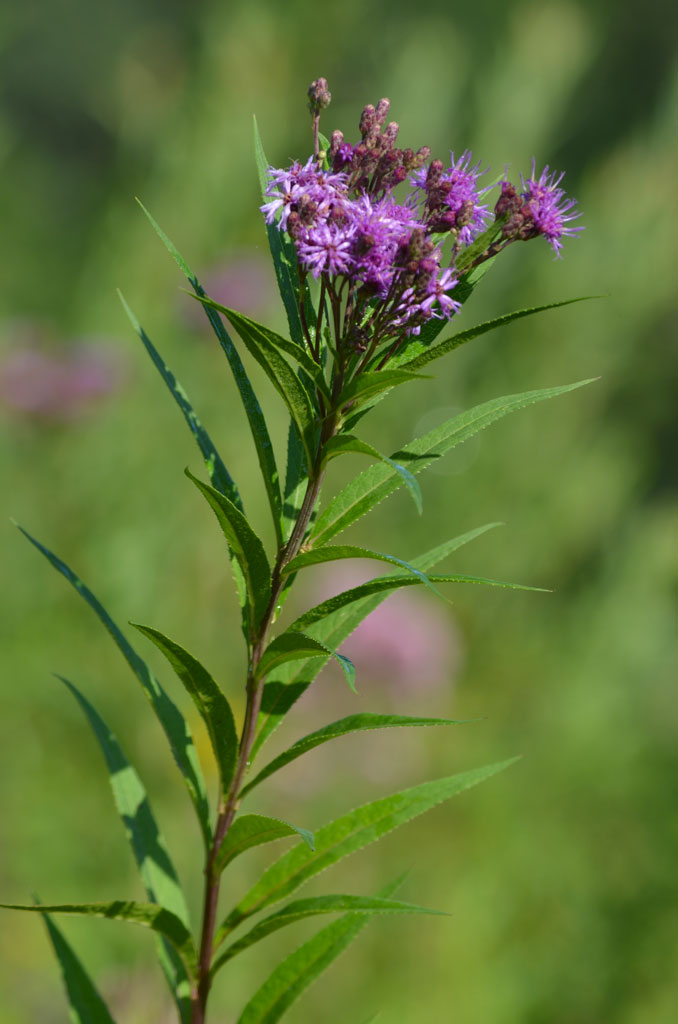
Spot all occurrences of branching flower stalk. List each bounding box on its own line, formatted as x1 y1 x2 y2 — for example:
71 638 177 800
190 78 585 1021
4 77 592 1024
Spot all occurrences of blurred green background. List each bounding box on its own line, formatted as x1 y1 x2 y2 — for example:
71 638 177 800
1 1 676 1021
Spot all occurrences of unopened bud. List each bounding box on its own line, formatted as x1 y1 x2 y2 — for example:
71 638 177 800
375 98 391 125
455 199 475 228
359 104 376 139
382 121 400 146
426 159 444 190
308 77 332 114
286 210 302 239
495 181 522 218
329 130 344 158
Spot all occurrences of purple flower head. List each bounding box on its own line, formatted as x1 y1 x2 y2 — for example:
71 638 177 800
261 159 348 230
421 267 461 319
412 151 490 244
295 221 357 278
346 194 421 294
440 151 490 242
521 161 584 256
0 325 125 423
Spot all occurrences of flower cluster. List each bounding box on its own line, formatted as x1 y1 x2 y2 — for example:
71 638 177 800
261 87 582 359
494 162 584 257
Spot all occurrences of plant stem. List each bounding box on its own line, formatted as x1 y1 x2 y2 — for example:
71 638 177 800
190 416 337 1023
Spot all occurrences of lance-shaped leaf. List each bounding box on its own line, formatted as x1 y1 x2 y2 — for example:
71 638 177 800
186 470 272 635
253 117 307 348
288 570 547 635
218 758 518 939
131 626 238 796
240 713 468 799
311 380 596 547
190 299 318 466
235 876 405 1024
252 523 504 758
192 296 327 399
283 545 444 602
393 297 598 373
454 218 505 273
14 524 211 847
216 815 315 874
117 291 241 509
136 199 284 546
322 434 422 515
213 894 446 974
256 631 356 693
57 678 191 1021
1 902 198 979
282 421 309 544
118 292 249 639
40 911 117 1024
335 369 426 413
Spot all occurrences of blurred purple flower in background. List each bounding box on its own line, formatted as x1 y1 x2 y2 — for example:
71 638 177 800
181 253 275 331
268 564 466 797
0 321 126 423
311 562 464 698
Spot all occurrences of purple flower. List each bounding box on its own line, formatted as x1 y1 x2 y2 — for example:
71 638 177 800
262 160 348 230
412 151 490 244
441 151 490 243
346 194 420 294
0 326 125 423
521 161 584 256
421 267 461 319
296 221 357 277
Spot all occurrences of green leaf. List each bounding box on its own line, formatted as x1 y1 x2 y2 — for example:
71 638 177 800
394 297 599 373
219 758 518 938
335 369 425 413
56 677 191 1022
131 626 238 795
192 296 327 397
186 470 272 635
234 875 428 1024
253 117 306 348
283 545 444 601
1 901 198 979
117 291 242 509
251 523 503 757
216 814 315 873
136 198 284 547
117 291 249 637
14 524 212 847
213 894 445 974
282 421 309 544
311 380 596 546
322 434 422 515
256 631 356 693
40 911 117 1024
454 218 505 273
288 570 546 635
192 298 318 465
240 713 467 799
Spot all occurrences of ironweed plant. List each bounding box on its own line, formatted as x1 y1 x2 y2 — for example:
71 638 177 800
5 79 593 1023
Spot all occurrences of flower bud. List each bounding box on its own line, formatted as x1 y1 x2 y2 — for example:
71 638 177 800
329 130 344 159
426 159 444 190
359 104 377 139
494 181 522 218
375 98 391 126
382 121 400 146
307 77 332 114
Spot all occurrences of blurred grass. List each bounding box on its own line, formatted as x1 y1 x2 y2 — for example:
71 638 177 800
0 0 676 1021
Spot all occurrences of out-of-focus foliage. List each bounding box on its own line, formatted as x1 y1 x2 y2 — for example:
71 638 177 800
0 0 675 1022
